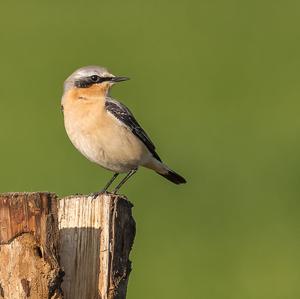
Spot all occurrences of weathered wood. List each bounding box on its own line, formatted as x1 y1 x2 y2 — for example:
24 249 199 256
0 192 63 299
58 193 135 299
0 192 135 299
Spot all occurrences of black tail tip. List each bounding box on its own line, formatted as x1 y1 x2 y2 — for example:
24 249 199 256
158 170 187 185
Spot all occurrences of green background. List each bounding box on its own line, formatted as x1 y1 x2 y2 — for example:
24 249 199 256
1 1 300 298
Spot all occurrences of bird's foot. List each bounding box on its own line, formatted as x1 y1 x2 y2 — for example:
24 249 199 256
112 189 127 197
90 190 108 199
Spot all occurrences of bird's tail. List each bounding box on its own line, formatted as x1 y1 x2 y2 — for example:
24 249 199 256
157 168 186 184
144 159 186 185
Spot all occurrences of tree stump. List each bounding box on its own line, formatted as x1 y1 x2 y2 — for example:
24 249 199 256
0 192 63 299
0 192 135 299
59 194 135 299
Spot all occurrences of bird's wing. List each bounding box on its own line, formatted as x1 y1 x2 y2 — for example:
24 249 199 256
105 97 162 162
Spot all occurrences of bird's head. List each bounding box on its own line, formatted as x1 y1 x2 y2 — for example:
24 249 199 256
63 65 129 95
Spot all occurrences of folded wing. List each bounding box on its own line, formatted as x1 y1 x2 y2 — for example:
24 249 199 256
105 97 162 162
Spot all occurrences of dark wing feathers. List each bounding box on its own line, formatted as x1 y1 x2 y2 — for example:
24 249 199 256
105 98 162 162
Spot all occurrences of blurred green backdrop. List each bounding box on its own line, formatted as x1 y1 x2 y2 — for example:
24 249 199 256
1 1 300 298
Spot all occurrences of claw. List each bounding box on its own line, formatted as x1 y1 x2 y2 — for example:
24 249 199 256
90 189 109 199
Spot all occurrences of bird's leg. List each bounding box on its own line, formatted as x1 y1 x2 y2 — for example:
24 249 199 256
112 169 137 194
92 173 119 198
102 172 119 192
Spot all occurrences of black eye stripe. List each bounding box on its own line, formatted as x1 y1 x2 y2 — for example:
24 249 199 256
90 75 113 83
97 77 113 82
74 76 113 88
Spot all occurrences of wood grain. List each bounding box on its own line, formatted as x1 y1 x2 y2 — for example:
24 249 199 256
0 192 63 299
58 193 135 299
0 192 135 299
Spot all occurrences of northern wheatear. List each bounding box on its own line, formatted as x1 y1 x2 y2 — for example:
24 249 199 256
61 66 186 194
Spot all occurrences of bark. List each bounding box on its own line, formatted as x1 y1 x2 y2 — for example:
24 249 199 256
0 192 63 299
0 192 135 299
58 193 135 299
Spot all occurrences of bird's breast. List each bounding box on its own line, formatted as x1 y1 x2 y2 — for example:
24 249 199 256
63 100 150 173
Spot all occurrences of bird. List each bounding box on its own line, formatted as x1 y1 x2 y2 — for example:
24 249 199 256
61 65 186 195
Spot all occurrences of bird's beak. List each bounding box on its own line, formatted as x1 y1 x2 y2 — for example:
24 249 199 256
110 77 130 83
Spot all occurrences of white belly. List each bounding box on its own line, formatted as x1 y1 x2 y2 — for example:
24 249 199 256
64 113 150 173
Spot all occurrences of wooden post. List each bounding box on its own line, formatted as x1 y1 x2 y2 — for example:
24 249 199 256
59 194 135 299
0 193 135 299
0 192 63 299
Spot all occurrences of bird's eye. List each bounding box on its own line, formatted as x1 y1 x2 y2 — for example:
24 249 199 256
90 75 99 82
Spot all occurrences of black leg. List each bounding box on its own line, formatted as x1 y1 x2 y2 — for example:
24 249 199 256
113 169 137 194
92 173 119 198
102 172 119 192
